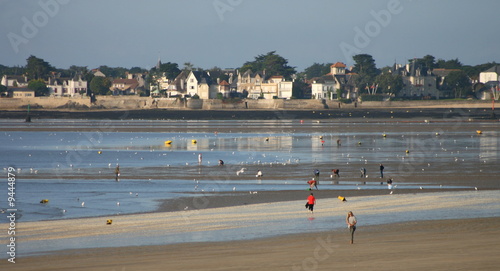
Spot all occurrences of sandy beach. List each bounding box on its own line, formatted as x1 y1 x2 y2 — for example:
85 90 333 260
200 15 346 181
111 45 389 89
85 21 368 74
2 201 499 271
1 112 498 270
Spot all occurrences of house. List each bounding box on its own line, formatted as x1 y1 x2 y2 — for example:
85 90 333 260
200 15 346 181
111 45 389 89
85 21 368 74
111 78 140 95
9 87 35 98
1 75 29 88
218 80 231 98
393 63 440 99
259 76 293 99
47 75 88 97
479 65 500 84
311 62 356 100
166 71 189 97
186 71 217 99
238 70 264 98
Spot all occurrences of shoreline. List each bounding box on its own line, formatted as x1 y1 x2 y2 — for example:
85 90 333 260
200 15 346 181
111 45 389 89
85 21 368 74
3 210 500 270
0 107 498 121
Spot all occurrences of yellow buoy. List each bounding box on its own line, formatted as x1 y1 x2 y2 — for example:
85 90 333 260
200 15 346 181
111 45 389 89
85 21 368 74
338 196 346 202
319 136 323 139
406 150 410 154
106 219 113 225
382 134 387 137
40 199 49 204
265 137 269 142
97 151 102 154
164 140 172 145
476 130 482 135
435 132 440 136
191 139 197 144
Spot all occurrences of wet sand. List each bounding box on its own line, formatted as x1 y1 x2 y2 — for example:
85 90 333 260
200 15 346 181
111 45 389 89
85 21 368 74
1 113 498 270
4 214 499 270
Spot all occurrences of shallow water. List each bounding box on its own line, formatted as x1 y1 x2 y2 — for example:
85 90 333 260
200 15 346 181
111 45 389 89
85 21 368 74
0 119 498 223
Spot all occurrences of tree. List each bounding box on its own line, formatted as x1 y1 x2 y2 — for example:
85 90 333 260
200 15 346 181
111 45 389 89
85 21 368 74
26 55 53 80
28 79 49 96
352 54 379 93
292 79 309 99
183 62 194 72
435 58 463 69
129 67 147 74
240 51 296 80
444 70 471 98
90 76 112 95
157 62 181 79
97 66 127 78
375 73 404 96
0 84 7 93
304 63 332 79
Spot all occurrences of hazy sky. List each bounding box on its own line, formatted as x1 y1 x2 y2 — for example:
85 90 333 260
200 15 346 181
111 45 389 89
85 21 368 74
1 0 499 72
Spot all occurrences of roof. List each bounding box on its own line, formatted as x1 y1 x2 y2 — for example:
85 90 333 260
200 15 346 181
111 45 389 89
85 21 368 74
112 78 139 89
331 62 346 68
191 71 213 85
219 80 229 86
432 68 461 77
482 65 500 74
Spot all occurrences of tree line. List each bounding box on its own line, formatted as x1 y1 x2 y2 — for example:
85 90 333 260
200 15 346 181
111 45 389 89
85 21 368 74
1 53 497 98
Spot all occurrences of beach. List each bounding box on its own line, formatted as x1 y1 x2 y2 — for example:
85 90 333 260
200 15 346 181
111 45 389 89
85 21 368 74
0 111 499 270
3 199 500 271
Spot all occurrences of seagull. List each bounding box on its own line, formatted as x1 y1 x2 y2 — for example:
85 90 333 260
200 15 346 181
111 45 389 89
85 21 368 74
475 187 478 191
419 187 423 190
233 187 236 191
81 202 85 207
117 202 120 206
389 191 393 195
184 206 189 210
236 168 246 176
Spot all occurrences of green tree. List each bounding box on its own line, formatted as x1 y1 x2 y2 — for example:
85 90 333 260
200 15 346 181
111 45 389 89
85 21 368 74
97 66 127 78
129 67 147 74
158 62 181 79
352 54 379 93
26 55 53 80
240 51 296 80
304 63 332 79
292 79 309 99
375 73 404 96
28 79 49 96
444 70 471 98
435 58 463 69
0 84 7 93
90 76 112 95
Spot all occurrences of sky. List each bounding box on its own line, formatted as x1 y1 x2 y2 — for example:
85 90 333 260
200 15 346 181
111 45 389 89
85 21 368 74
1 0 499 72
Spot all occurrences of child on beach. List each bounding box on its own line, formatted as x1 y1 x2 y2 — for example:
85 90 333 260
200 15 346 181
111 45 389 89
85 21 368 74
346 211 357 244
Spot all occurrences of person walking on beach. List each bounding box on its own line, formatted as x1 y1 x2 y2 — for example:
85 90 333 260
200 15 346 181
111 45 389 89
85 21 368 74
256 170 263 178
218 159 224 166
306 193 316 214
198 153 203 164
346 211 357 244
115 165 120 181
360 167 366 178
379 164 385 178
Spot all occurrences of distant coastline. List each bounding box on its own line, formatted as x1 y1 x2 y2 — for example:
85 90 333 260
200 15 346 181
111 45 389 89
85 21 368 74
0 106 497 121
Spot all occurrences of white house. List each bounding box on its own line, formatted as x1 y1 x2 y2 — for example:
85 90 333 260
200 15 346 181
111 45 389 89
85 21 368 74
47 75 88 97
186 71 217 99
311 62 348 100
479 65 500 84
1 75 29 88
